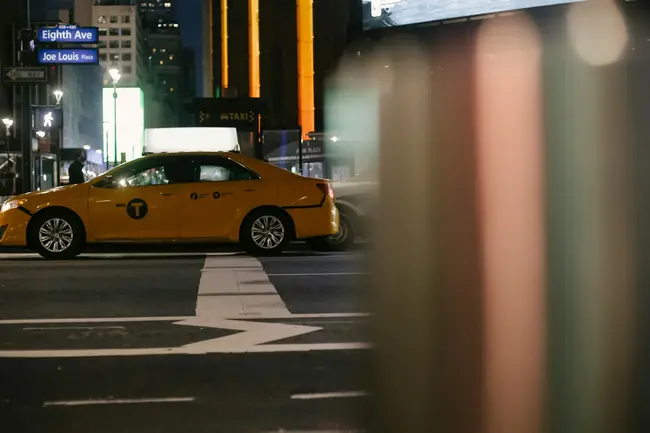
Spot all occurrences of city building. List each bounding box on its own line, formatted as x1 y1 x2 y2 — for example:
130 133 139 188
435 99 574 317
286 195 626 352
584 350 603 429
139 0 174 31
57 4 104 180
93 2 146 86
207 0 357 135
145 18 183 125
180 47 197 126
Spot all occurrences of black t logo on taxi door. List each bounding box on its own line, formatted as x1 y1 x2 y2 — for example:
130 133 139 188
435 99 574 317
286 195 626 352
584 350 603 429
213 191 221 199
127 198 148 219
190 192 198 200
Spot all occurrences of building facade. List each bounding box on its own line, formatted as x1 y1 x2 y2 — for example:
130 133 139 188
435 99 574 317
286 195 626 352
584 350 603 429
139 0 174 31
207 0 357 134
93 3 146 86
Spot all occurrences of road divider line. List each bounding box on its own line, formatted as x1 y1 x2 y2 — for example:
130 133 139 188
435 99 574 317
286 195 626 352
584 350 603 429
266 272 369 277
0 313 369 325
0 252 238 260
0 342 371 358
0 316 191 325
290 391 369 400
23 326 125 331
44 397 195 407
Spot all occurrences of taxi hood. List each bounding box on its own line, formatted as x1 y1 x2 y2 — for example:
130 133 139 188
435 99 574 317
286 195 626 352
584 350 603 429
11 183 87 201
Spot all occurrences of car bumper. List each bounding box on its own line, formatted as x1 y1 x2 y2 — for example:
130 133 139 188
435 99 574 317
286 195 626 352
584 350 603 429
0 209 30 246
287 198 339 239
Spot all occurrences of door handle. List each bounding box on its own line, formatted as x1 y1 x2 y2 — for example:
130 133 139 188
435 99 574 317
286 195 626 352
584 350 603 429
160 192 173 196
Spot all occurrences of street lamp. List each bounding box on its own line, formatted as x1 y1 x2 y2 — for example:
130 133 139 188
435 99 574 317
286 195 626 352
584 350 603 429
53 89 63 106
36 131 45 138
108 67 121 167
2 118 13 160
2 118 13 137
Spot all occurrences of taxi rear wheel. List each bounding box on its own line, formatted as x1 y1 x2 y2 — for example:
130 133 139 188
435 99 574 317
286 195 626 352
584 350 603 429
28 210 85 259
308 213 355 251
241 209 292 256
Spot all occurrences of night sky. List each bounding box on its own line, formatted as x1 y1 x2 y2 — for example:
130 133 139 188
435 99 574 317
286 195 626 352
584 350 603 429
175 0 203 96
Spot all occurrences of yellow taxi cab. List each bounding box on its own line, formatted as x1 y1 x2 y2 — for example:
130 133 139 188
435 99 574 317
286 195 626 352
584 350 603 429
0 152 339 259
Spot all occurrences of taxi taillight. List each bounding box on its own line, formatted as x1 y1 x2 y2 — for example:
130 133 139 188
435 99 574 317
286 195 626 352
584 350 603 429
316 183 334 200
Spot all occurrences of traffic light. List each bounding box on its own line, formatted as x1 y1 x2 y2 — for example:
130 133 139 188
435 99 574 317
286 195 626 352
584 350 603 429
17 28 37 66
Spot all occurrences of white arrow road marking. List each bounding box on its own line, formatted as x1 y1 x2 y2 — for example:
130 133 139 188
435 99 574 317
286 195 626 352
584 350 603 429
0 255 372 357
174 317 321 353
195 255 290 317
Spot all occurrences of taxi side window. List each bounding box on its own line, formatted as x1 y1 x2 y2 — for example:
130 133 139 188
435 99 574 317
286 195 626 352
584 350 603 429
123 166 169 187
103 158 194 188
197 157 259 182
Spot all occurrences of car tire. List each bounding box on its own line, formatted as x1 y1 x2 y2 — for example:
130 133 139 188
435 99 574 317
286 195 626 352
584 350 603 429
241 208 293 256
28 210 85 260
308 213 356 252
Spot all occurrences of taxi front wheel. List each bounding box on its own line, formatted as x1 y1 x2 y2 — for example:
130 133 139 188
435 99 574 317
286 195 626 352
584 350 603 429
241 209 292 256
28 210 85 260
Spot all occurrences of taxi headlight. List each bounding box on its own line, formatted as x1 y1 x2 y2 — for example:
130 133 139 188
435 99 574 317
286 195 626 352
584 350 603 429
1 200 22 213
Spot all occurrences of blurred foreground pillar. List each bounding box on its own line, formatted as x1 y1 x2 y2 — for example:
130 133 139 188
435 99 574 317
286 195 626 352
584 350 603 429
368 30 485 433
368 2 638 432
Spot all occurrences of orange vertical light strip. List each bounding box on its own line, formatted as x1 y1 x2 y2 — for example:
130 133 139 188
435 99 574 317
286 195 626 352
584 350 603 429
475 16 545 433
297 0 315 139
208 0 214 95
221 0 229 89
248 0 260 97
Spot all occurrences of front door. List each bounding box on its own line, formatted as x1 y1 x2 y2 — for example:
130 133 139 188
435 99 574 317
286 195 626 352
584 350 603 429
87 156 192 241
177 155 272 240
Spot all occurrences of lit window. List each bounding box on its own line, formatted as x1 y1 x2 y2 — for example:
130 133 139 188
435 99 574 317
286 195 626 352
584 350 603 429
170 87 174 92
160 60 164 65
169 55 173 60
152 48 156 52
164 2 171 7
173 23 179 27
160 48 167 53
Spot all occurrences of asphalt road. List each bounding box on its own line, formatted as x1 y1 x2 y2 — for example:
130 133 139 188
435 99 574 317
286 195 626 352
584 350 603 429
0 249 370 432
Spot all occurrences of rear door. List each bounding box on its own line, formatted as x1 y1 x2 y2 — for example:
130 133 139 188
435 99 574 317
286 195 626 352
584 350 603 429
176 155 275 239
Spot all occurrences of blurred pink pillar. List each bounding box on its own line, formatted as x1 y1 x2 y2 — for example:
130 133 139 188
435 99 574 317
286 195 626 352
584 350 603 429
475 15 546 433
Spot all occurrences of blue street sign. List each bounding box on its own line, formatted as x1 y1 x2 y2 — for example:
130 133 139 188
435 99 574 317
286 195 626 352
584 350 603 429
38 48 99 65
37 25 98 44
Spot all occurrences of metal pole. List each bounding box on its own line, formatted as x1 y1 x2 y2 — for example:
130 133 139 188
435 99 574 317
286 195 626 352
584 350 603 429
113 84 117 167
298 125 303 175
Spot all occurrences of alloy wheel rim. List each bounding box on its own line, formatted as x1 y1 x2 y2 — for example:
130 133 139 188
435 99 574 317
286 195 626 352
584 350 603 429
251 215 285 250
38 218 74 253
